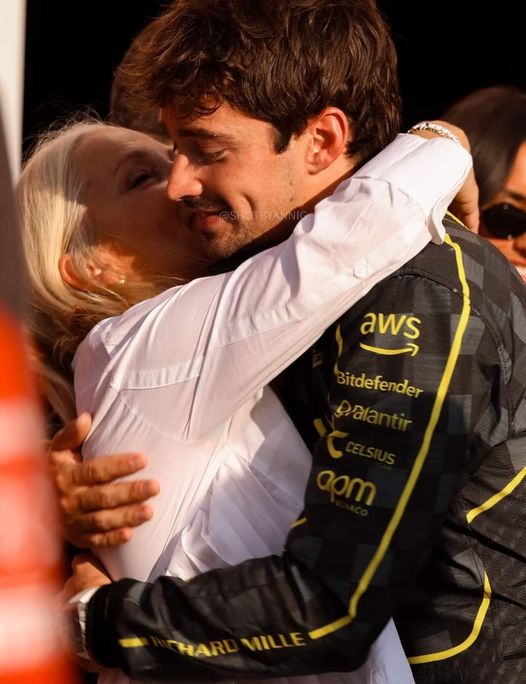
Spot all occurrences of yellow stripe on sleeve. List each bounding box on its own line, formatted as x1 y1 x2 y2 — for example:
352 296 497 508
408 573 492 664
467 465 526 524
119 637 149 648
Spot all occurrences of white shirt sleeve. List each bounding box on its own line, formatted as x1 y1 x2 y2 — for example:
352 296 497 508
82 134 471 440
356 134 471 241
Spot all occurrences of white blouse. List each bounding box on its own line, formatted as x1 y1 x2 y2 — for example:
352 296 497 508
73 134 470 684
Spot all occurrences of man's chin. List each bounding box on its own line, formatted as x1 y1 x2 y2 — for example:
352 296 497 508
196 221 248 262
198 220 261 265
201 232 240 262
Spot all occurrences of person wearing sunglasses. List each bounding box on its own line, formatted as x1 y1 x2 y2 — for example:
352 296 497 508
443 85 526 281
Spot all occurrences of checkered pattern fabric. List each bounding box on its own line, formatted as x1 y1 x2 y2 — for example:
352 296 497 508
90 219 526 683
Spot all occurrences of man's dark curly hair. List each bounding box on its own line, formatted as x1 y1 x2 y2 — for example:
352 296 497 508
119 0 401 164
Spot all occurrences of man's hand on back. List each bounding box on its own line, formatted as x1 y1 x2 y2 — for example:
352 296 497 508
50 413 160 548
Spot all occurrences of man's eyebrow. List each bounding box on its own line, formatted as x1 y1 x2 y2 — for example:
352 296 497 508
177 127 235 143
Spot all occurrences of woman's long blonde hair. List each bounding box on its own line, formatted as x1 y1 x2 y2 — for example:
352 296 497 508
18 118 173 423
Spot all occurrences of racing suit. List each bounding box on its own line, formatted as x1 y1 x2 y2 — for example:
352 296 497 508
87 218 526 683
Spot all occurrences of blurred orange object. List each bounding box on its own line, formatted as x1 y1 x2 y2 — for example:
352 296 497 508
0 308 77 684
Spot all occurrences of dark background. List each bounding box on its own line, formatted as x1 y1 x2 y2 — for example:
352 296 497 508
23 1 526 151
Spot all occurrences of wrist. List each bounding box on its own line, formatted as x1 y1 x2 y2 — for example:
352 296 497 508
87 579 140 668
64 587 100 662
407 121 464 147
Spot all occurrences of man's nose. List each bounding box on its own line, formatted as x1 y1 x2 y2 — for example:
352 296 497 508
166 153 202 200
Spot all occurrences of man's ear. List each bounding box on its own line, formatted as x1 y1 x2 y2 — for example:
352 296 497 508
304 107 350 174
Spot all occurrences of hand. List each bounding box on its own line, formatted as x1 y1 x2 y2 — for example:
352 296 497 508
62 552 111 600
449 166 479 233
409 120 480 233
50 413 160 548
436 121 479 232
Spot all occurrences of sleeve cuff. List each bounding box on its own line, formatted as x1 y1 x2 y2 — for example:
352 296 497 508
354 134 472 243
86 581 135 668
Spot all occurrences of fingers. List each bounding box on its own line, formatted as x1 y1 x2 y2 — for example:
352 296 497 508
53 453 150 495
450 168 480 233
62 502 154 548
60 479 160 514
69 452 149 487
458 203 480 233
48 418 159 550
75 527 134 548
449 200 480 233
71 552 108 576
58 574 81 605
408 120 480 233
52 448 158 548
78 503 154 533
57 474 159 547
50 412 92 454
72 551 98 568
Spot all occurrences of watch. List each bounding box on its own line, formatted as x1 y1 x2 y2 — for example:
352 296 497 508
64 587 100 661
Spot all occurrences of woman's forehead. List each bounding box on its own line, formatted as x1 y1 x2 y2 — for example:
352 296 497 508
73 126 168 180
78 125 165 153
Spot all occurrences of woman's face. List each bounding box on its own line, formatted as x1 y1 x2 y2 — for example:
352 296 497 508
479 141 526 282
73 126 210 285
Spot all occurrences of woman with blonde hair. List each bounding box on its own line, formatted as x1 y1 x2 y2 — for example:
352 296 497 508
19 117 470 683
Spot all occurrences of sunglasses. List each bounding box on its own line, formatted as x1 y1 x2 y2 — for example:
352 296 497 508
481 203 526 240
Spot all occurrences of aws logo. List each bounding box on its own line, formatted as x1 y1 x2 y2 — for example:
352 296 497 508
359 312 421 356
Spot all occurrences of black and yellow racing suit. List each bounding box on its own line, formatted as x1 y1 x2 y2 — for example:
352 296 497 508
87 219 526 683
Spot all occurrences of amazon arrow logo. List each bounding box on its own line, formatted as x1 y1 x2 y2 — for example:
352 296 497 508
359 341 419 356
